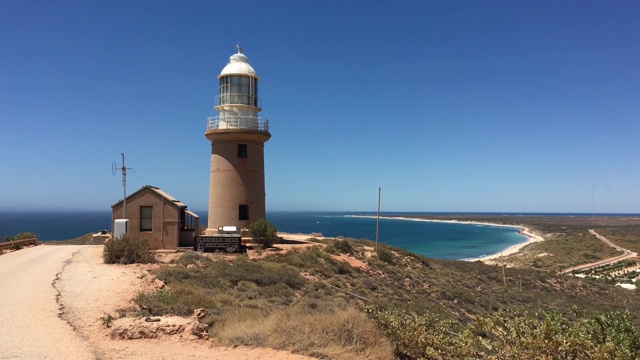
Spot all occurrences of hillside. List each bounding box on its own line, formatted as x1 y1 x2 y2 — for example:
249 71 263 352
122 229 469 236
130 230 640 359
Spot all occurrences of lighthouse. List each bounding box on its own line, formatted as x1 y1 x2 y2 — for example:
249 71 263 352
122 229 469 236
204 47 271 235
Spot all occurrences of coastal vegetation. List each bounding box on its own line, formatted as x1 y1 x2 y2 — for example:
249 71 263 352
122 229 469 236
248 218 279 248
573 259 640 286
407 215 640 273
1 231 38 253
366 305 640 359
2 231 37 242
103 234 156 264
510 226 621 272
129 235 640 359
596 228 640 254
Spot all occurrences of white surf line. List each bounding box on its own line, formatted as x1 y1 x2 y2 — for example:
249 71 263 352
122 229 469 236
345 214 523 230
346 215 544 261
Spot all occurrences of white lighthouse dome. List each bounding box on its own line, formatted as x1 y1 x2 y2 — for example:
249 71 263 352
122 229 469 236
219 48 258 78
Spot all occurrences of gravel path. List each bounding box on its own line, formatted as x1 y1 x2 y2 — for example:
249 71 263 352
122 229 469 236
2 245 313 360
0 245 96 360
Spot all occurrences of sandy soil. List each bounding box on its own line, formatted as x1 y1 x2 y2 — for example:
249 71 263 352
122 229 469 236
55 245 314 360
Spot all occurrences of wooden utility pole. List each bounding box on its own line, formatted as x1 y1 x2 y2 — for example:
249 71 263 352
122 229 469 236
375 187 381 254
502 249 507 288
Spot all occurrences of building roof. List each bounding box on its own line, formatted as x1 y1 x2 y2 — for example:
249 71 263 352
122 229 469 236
219 48 259 79
111 185 198 218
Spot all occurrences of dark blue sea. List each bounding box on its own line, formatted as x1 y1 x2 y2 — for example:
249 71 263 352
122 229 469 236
1 210 631 260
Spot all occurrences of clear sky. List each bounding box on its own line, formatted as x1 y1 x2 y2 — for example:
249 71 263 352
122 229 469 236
1 0 639 213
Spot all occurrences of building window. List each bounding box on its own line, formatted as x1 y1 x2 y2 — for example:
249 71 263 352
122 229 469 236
140 206 153 232
239 205 249 221
180 210 197 231
238 144 247 158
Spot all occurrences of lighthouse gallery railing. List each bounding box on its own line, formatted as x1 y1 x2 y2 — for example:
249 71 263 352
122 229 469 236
207 116 269 132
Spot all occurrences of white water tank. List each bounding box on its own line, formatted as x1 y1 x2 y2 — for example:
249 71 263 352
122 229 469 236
113 219 129 239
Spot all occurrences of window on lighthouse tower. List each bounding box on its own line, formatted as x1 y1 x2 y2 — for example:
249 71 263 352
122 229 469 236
239 205 249 221
238 144 247 158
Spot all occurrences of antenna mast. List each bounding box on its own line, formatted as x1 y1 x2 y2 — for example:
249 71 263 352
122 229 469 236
112 153 134 219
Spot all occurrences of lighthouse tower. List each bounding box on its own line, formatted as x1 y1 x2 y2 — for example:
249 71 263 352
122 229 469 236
205 47 271 235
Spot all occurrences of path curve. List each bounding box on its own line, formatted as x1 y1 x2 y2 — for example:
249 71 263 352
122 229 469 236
58 245 314 360
0 245 96 359
560 230 637 274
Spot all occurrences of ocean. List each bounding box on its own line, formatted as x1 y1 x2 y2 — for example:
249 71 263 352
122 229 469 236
1 210 533 260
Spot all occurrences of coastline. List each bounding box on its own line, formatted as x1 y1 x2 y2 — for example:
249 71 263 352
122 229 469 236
346 215 545 261
465 226 545 262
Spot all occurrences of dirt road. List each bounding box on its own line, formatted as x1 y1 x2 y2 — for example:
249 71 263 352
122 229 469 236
0 245 97 359
1 245 313 360
560 230 638 274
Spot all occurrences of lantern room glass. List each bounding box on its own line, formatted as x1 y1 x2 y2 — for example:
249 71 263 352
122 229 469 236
219 75 258 106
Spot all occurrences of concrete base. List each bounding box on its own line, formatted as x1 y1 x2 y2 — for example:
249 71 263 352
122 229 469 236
203 228 251 238
204 228 218 236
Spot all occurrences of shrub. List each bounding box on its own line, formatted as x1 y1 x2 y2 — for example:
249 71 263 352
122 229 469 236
134 289 179 316
2 231 37 242
473 309 640 359
377 248 395 264
365 305 473 359
172 251 213 267
366 305 640 360
103 234 155 264
248 218 278 248
15 232 37 240
333 239 354 254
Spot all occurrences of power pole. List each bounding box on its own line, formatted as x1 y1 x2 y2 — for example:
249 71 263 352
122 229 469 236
375 187 381 254
112 153 134 218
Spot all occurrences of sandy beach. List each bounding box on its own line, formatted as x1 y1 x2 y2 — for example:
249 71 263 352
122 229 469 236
465 226 545 262
347 215 545 262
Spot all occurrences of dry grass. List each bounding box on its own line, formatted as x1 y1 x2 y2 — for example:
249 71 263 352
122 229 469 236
504 227 622 272
134 220 640 358
595 227 640 254
213 306 394 360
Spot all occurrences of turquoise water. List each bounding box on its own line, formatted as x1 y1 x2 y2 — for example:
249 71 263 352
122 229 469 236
266 212 526 260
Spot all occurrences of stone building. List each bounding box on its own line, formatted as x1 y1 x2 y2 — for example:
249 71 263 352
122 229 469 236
111 185 199 249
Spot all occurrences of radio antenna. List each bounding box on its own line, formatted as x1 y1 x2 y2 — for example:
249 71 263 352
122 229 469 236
112 153 135 218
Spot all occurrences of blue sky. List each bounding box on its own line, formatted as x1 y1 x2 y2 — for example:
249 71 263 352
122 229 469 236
1 0 639 213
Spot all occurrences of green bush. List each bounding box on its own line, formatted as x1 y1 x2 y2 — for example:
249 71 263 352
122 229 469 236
366 305 640 360
248 218 278 248
2 231 37 242
332 239 354 254
171 251 213 267
473 309 640 359
377 247 395 264
134 289 178 316
365 305 473 359
103 234 155 264
15 232 37 240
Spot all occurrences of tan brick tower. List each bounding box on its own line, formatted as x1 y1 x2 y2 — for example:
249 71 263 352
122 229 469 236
204 47 271 235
